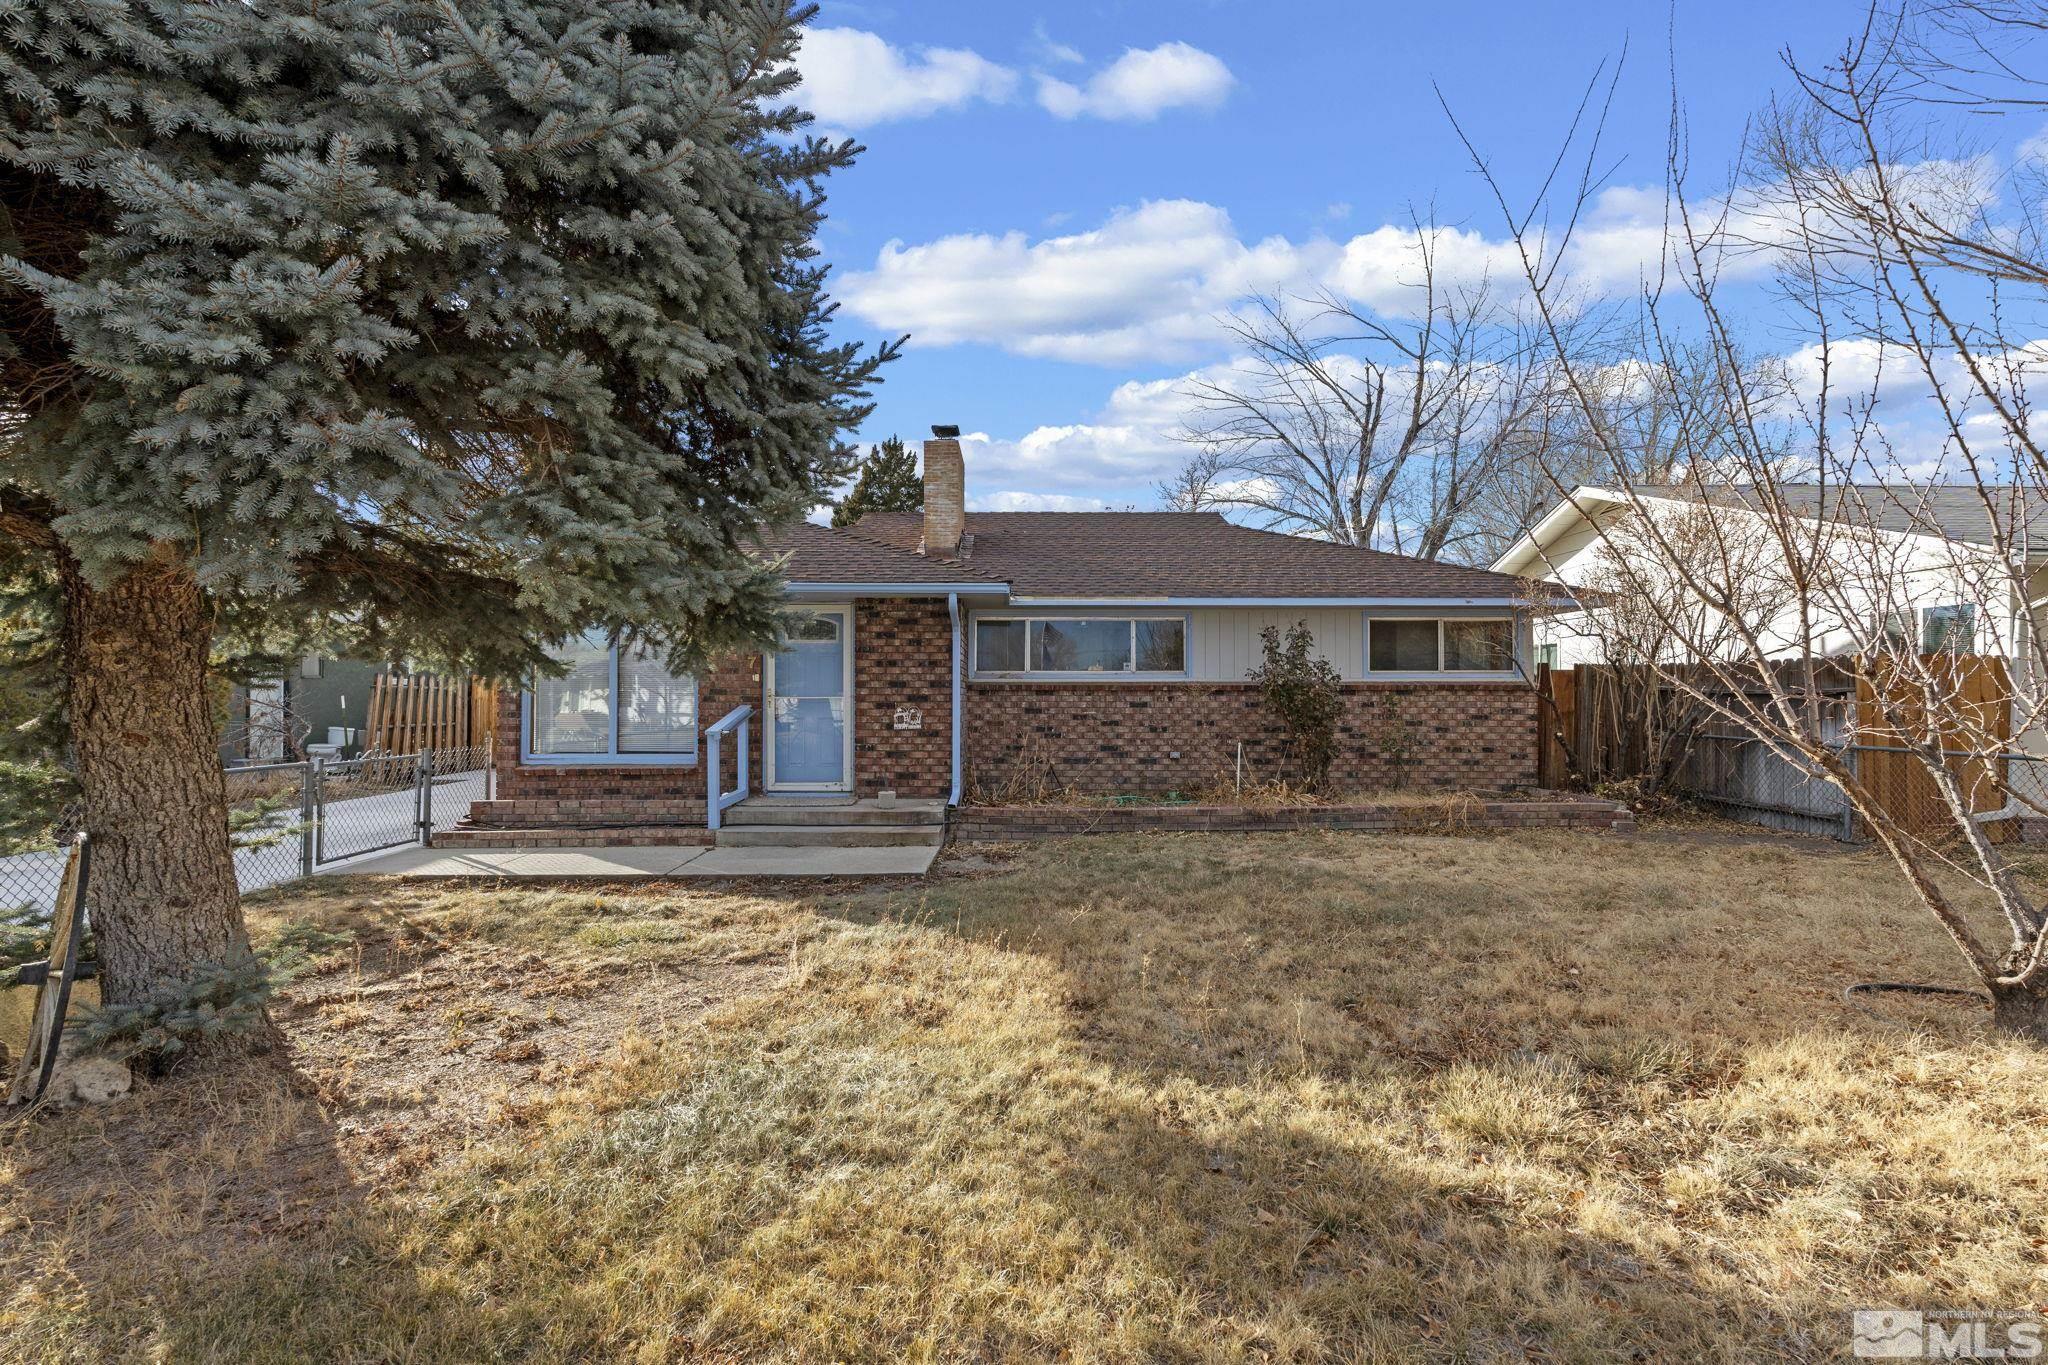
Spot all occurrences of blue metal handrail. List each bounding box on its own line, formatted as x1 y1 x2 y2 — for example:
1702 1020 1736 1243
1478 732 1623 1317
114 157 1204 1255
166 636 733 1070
704 704 753 831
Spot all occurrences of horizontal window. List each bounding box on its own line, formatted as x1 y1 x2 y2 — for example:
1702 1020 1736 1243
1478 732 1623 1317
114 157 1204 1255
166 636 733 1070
974 617 1188 677
529 631 697 760
1367 617 1516 673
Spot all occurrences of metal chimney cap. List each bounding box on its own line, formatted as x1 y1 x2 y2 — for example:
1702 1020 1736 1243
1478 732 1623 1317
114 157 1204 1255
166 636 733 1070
930 424 960 438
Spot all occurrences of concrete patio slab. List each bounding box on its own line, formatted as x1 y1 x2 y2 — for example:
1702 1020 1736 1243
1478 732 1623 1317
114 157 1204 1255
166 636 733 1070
325 845 709 878
321 842 936 880
681 845 938 877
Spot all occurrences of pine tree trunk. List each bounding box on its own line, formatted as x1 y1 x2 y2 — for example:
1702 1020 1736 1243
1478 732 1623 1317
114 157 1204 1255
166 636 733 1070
60 548 254 1035
1990 983 2048 1043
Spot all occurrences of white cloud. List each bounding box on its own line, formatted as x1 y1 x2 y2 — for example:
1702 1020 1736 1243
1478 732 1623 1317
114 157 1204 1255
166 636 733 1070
795 28 1016 128
841 200 1334 365
1329 223 1525 315
1032 21 1084 66
840 192 1914 368
958 368 1227 495
1035 42 1234 121
841 145 2016 369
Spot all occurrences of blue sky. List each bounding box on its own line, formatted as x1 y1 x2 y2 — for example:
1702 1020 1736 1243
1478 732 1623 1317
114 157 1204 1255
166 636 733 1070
795 0 1939 511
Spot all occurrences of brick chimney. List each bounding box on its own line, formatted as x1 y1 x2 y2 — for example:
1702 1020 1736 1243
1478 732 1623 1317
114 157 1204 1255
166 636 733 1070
922 425 965 556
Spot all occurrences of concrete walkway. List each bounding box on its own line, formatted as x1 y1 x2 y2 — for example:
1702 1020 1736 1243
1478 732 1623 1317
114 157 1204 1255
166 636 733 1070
323 843 939 879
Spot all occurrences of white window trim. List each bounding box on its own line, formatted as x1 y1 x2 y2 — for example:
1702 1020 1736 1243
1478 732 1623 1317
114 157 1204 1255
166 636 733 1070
970 612 1193 681
521 637 700 766
1364 614 1522 680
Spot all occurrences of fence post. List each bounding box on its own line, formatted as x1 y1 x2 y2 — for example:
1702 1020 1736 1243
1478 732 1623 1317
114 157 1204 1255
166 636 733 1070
1841 745 1859 842
297 759 316 879
309 758 326 866
416 748 434 846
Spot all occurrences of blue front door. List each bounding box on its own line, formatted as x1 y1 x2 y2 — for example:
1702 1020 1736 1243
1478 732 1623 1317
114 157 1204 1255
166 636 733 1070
767 607 850 790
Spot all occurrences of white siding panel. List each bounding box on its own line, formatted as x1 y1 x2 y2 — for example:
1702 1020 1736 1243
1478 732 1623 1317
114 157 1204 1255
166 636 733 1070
1187 607 1366 681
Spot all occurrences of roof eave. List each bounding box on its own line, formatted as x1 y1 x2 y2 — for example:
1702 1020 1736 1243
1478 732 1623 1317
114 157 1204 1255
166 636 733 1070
1489 486 1628 576
783 580 1011 597
1001 594 1536 608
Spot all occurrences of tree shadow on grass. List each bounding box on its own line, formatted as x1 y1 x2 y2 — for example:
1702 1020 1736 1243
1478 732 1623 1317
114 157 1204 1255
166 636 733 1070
1 1050 506 1362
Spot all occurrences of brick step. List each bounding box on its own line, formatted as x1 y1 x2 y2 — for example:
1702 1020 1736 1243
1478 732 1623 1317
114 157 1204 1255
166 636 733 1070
434 825 714 849
714 824 946 849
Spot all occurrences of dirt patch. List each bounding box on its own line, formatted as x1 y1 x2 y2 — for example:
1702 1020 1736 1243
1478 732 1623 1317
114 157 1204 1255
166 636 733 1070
273 929 780 1187
0 913 778 1287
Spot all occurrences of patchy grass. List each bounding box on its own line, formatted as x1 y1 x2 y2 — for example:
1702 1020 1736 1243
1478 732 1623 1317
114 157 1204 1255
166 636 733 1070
5 829 2048 1361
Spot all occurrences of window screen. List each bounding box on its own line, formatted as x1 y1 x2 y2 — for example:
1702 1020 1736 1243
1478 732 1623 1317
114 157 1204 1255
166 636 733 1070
1368 619 1441 672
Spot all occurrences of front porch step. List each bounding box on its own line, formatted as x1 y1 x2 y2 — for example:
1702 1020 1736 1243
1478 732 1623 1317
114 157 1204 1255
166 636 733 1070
725 797 947 827
714 824 946 849
435 825 714 850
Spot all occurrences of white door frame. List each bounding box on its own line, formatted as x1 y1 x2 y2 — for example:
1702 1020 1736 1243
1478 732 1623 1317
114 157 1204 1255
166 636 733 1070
763 603 855 793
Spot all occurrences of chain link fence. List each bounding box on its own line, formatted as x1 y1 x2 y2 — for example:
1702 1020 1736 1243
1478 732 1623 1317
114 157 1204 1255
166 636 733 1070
1673 732 2048 844
0 745 493 917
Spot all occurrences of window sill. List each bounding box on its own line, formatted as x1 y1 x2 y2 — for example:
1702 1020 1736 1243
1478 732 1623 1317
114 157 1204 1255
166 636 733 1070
972 672 1193 683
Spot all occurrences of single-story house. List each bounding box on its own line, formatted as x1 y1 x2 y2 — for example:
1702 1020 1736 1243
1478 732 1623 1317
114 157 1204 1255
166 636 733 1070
457 430 1551 842
1493 483 2048 668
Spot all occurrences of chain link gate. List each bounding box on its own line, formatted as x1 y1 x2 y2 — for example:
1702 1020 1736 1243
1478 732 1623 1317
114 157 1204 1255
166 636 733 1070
312 743 493 867
0 745 494 918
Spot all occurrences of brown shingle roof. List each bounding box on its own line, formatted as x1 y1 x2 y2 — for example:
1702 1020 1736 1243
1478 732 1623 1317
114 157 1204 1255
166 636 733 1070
756 519 1007 587
853 511 1535 600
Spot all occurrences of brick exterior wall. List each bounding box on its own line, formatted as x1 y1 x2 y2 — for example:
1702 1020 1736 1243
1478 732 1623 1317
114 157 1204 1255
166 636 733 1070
953 796 1632 840
852 598 953 799
964 681 1537 797
470 598 954 827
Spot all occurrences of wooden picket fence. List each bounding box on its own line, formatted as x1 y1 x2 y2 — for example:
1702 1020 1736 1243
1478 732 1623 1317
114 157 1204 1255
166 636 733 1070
362 673 497 755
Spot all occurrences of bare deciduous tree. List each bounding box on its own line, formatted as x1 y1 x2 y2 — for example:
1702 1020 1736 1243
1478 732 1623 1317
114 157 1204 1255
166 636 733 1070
1154 448 1229 512
1455 1 2048 1037
1166 218 1568 562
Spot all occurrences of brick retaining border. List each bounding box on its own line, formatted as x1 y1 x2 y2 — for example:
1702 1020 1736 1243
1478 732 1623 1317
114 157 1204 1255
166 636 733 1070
951 795 1634 841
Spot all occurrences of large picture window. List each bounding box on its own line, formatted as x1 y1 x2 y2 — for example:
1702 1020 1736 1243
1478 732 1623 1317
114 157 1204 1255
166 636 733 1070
974 616 1188 677
527 631 698 762
1367 617 1516 674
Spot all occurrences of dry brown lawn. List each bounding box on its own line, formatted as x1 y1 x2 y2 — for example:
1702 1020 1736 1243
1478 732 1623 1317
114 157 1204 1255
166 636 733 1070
4 826 2047 1362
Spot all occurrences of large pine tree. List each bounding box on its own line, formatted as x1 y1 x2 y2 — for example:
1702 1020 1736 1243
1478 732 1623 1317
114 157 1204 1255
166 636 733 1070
0 0 888 1044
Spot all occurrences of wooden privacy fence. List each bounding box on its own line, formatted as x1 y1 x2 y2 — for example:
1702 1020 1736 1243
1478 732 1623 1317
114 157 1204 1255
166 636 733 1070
363 673 497 755
1542 656 2028 841
1535 664 1679 788
1851 655 2015 838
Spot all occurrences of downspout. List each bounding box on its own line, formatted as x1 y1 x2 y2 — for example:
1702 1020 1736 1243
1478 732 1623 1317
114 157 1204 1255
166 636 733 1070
948 592 964 806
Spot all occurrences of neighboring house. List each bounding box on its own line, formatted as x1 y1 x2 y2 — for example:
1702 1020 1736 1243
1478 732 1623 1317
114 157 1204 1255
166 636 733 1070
463 430 1551 839
222 655 395 764
1492 484 2048 669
